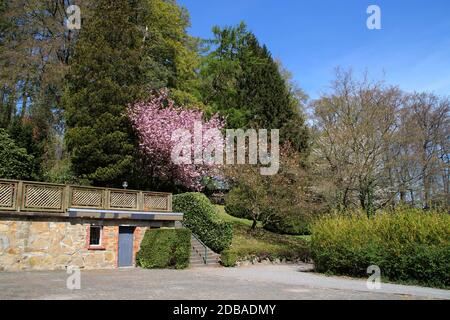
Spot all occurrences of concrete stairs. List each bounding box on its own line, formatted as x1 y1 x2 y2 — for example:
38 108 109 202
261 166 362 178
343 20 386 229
175 221 221 267
189 235 221 268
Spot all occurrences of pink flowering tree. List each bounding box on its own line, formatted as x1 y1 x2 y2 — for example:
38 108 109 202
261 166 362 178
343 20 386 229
128 89 225 191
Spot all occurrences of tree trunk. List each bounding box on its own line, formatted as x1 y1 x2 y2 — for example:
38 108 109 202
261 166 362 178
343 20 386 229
422 141 431 209
399 189 406 203
423 170 431 209
342 187 350 208
20 79 28 119
251 219 257 230
410 189 415 207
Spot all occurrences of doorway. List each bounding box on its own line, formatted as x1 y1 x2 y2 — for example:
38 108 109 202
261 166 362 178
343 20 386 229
118 226 135 267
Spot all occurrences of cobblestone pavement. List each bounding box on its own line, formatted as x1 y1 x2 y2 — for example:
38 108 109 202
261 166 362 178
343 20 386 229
0 264 448 300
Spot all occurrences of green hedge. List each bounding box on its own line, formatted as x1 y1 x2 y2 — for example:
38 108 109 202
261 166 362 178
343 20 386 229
220 249 238 267
136 228 191 269
311 209 450 288
264 216 311 235
224 191 252 220
173 192 233 253
225 187 313 235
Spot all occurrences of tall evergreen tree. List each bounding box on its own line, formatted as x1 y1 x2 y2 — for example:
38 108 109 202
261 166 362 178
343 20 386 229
201 23 309 154
64 0 200 187
64 0 148 187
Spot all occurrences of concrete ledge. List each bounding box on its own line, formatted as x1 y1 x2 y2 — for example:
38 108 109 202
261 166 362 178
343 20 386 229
0 208 183 222
68 208 183 221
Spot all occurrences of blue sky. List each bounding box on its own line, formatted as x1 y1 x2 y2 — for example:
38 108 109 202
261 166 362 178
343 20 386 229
178 0 450 99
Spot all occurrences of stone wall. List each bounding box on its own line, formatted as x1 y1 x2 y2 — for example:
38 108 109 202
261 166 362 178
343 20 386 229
0 216 157 271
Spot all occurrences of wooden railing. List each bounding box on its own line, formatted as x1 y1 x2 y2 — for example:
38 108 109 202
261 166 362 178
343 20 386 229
0 179 172 213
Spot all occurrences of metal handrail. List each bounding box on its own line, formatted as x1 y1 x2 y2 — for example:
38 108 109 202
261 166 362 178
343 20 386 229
181 222 207 264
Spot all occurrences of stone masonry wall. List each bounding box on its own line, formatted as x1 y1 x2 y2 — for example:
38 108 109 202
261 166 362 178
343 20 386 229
0 216 152 271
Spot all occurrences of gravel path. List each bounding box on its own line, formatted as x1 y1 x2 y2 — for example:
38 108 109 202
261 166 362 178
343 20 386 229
0 264 448 300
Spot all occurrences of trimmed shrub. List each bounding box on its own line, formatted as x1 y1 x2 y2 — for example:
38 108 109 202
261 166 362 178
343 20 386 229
173 192 233 253
225 185 318 235
264 216 312 235
220 249 237 267
0 129 33 180
224 189 252 219
311 208 450 288
136 228 191 269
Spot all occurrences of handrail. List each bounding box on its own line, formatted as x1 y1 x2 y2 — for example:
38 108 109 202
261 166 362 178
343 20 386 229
191 232 208 264
0 179 172 213
181 222 207 264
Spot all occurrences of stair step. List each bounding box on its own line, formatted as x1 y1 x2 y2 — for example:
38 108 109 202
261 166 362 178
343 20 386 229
191 263 221 268
192 245 216 251
192 248 218 253
192 246 218 252
192 252 218 258
191 249 220 257
189 233 221 268
193 252 218 258
189 262 219 266
190 257 218 262
190 262 220 267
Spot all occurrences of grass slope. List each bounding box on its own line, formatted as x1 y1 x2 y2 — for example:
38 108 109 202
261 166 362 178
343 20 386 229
215 205 310 263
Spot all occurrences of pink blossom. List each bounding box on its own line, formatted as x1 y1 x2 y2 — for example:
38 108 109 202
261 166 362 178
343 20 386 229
128 89 225 190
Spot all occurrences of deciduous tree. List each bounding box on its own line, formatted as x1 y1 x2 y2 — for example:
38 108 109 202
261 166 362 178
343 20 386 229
128 89 224 191
64 0 200 187
0 128 33 179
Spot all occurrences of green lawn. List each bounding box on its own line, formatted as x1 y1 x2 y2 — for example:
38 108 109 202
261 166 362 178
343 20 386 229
215 205 310 263
215 205 261 228
292 234 312 242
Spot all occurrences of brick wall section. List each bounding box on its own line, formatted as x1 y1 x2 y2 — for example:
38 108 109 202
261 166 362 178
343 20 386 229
132 227 143 265
0 216 162 271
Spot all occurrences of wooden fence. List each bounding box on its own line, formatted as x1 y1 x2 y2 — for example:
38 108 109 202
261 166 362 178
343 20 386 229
0 179 172 213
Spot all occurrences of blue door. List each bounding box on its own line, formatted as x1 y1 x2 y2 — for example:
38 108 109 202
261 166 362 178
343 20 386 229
118 226 135 267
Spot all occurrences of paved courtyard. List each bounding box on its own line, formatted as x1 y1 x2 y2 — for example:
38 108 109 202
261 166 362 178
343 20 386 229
0 264 448 300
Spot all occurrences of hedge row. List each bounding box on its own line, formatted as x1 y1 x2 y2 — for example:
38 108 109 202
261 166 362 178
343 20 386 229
173 192 232 253
220 249 238 267
264 216 311 235
225 188 313 235
136 228 191 269
310 209 450 288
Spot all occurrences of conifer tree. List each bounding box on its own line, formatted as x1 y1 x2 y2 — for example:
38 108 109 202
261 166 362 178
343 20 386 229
64 0 148 186
64 0 200 187
202 23 309 154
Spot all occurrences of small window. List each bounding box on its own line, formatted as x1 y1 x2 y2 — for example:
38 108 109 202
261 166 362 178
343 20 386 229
89 226 102 246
